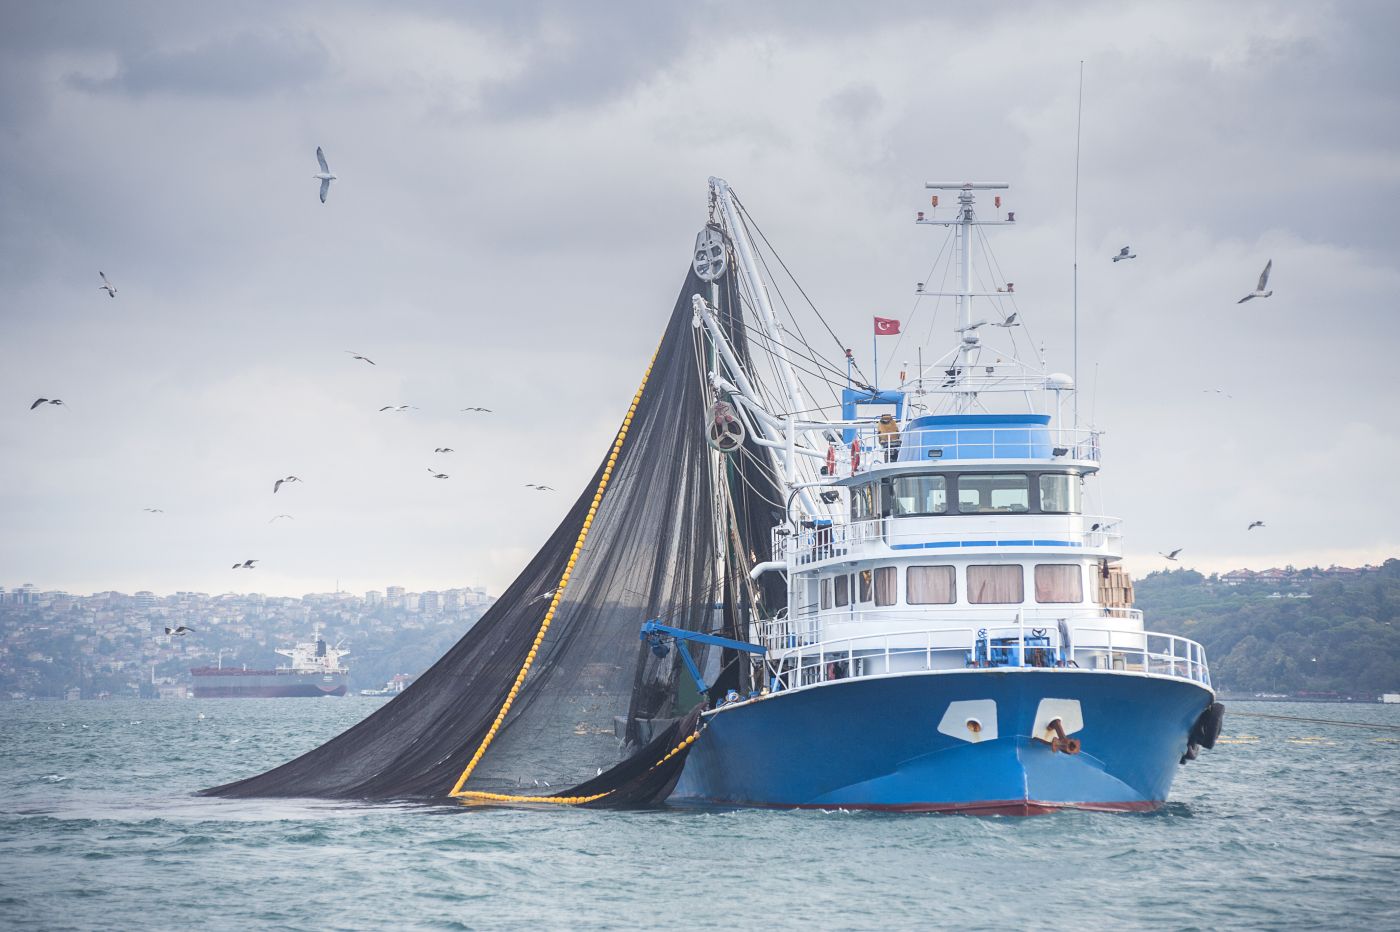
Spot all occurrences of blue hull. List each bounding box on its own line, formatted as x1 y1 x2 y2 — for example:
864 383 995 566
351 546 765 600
670 670 1212 814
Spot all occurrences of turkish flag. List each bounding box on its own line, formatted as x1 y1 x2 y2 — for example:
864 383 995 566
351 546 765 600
874 316 901 335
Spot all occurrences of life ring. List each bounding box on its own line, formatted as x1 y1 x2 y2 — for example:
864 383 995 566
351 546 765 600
850 438 862 471
825 444 837 476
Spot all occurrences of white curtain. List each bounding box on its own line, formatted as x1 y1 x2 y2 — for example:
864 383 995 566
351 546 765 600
907 565 956 604
1035 564 1083 603
874 566 897 606
968 565 1024 604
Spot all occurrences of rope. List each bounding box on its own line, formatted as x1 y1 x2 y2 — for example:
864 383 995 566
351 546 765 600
452 726 708 807
1229 710 1400 731
448 348 658 797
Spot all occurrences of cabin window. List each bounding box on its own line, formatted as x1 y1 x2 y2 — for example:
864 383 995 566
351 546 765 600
1035 564 1083 603
834 574 850 607
874 566 897 606
858 569 874 603
907 565 956 604
957 474 1030 514
968 565 1024 604
888 474 948 516
1039 474 1082 514
820 577 832 610
850 483 878 521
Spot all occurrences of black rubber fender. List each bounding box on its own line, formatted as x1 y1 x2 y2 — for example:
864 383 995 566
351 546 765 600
1189 702 1226 750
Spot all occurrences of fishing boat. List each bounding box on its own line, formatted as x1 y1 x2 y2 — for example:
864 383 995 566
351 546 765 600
203 178 1223 812
663 179 1224 813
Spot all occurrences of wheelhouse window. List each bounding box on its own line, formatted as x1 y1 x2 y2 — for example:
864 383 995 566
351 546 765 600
1038 474 1082 514
887 474 948 516
957 474 1030 514
850 482 878 521
834 574 850 607
907 565 956 604
1034 564 1083 603
968 565 1024 604
820 577 832 610
874 566 897 606
858 569 874 603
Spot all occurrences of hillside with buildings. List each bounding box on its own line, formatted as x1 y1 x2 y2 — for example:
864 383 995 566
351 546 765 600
1134 560 1400 698
0 583 494 700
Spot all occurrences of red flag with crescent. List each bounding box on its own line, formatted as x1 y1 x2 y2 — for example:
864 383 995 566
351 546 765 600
873 316 901 335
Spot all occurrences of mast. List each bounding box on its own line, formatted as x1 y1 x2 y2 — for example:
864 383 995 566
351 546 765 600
920 182 1009 412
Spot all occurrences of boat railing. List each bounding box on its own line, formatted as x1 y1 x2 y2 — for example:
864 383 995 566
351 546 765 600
757 605 1145 649
830 425 1102 477
759 623 1209 692
775 514 1123 563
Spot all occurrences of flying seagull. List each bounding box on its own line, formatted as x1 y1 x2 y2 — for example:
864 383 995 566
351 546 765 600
434 447 455 453
273 476 301 493
428 468 449 479
232 559 258 569
1237 260 1273 303
460 406 493 413
1247 520 1265 530
1112 246 1136 262
30 398 64 410
379 405 415 412
525 483 555 491
1202 389 1234 399
527 586 561 607
314 146 337 203
1159 549 1182 561
164 625 195 636
269 514 294 523
346 351 375 366
98 271 117 297
142 507 164 514
993 312 1019 327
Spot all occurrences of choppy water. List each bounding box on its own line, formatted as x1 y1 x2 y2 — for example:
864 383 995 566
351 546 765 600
1 698 1397 930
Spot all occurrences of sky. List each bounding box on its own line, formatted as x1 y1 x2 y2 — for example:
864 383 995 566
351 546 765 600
2 0 1397 598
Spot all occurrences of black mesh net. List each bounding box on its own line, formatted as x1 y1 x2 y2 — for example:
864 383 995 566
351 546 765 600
202 263 785 803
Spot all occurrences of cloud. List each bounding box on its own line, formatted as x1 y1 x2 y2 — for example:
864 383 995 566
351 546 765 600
66 29 329 98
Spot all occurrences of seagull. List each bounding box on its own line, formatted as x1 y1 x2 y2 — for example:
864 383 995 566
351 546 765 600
460 406 493 413
1112 246 1136 262
434 447 455 454
29 398 64 410
346 351 375 366
993 312 1019 327
1202 389 1234 399
1237 259 1273 303
1247 520 1265 530
98 271 117 297
954 320 988 333
142 507 164 514
164 625 195 636
527 586 561 606
273 476 301 493
1159 549 1183 561
525 483 555 491
232 559 258 569
313 146 337 203
379 405 415 412
269 514 294 523
428 468 449 479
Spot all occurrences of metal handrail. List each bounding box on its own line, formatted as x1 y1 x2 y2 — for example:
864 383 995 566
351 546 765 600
757 606 1145 648
828 425 1102 478
761 624 1210 691
775 514 1123 563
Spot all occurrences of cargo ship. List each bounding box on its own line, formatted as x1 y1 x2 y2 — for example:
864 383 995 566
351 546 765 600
190 629 348 698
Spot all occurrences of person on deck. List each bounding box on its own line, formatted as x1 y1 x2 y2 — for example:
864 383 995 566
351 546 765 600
876 414 902 461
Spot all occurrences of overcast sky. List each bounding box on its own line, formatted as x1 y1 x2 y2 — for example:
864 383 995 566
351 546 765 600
2 0 1397 598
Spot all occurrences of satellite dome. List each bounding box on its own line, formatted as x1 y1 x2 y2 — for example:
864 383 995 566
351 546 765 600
1046 372 1075 390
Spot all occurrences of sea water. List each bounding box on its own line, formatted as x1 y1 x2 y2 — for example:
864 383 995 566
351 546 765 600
1 698 1396 930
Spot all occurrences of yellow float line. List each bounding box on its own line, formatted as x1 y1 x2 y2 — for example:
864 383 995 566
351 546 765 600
448 350 658 798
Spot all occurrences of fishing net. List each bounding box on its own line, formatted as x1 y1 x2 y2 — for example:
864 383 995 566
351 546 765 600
202 263 785 803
